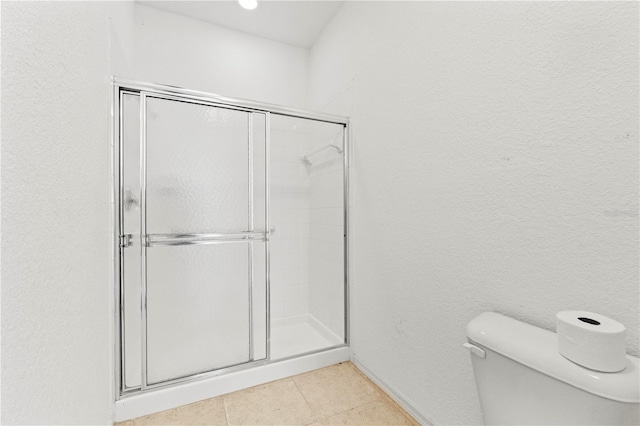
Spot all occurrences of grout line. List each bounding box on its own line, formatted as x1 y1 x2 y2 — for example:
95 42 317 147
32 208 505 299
302 362 382 422
291 377 316 421
222 394 230 426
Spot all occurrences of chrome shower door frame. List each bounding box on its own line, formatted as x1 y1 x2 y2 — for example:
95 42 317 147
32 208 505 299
112 78 351 400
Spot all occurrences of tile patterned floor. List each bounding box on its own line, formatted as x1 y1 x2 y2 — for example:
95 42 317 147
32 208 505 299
116 362 418 425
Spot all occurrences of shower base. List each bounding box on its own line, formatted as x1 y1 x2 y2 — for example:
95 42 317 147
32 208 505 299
271 314 343 360
115 346 349 422
115 314 347 422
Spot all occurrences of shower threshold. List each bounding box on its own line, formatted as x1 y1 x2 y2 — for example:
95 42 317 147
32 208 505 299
115 345 350 422
271 314 343 360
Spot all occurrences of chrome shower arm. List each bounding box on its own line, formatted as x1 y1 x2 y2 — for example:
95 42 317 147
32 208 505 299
301 143 343 166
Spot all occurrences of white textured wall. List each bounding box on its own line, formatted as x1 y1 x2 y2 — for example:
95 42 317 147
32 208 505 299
1 1 125 424
310 2 639 424
131 4 308 109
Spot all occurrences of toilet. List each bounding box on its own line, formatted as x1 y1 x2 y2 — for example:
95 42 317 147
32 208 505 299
465 312 640 425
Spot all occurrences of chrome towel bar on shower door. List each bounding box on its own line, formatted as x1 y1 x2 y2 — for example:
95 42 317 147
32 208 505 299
145 231 266 247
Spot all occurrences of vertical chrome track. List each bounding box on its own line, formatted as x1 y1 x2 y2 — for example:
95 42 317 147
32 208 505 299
343 122 350 344
114 85 124 399
117 90 126 394
140 93 148 390
248 113 254 361
265 112 271 361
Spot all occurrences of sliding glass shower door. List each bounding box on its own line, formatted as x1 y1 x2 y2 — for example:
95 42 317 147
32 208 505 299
116 80 350 398
120 92 267 390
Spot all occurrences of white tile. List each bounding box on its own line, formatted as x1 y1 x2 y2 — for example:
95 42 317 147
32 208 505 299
270 205 283 221
310 188 343 209
270 127 285 141
270 239 299 256
297 239 309 256
281 147 301 163
297 134 312 156
329 315 345 340
310 208 344 226
292 179 310 194
279 194 297 210
283 286 308 317
271 224 299 240
269 143 285 161
298 209 310 224
297 195 311 210
317 259 343 284
299 285 309 307
311 224 344 245
270 164 283 179
310 169 343 193
270 267 297 289
277 208 299 224
271 290 285 319
282 162 300 178
269 272 284 289
310 240 344 265
296 267 309 283
283 130 300 149
328 280 345 302
270 176 292 191
271 254 300 272
298 224 310 239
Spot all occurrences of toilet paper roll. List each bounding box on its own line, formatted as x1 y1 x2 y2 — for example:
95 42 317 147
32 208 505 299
556 311 627 372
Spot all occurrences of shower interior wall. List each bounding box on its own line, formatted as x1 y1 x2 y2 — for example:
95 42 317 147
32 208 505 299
307 123 346 338
269 115 346 357
269 117 312 322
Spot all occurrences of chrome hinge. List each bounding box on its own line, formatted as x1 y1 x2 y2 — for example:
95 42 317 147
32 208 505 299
119 234 133 248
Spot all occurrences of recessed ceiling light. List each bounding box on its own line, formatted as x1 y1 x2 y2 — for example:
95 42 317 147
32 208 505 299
238 0 258 10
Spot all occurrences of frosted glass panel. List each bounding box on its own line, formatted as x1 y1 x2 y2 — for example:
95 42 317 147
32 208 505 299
251 242 267 361
141 96 268 385
252 113 266 233
146 97 249 234
121 93 142 388
146 244 251 384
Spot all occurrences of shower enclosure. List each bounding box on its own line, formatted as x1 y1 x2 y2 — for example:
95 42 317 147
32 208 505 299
113 79 349 398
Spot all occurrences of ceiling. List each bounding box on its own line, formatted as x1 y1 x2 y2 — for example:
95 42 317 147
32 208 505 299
138 1 344 48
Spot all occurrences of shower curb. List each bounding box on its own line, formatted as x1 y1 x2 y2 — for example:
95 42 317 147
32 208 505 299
114 346 350 422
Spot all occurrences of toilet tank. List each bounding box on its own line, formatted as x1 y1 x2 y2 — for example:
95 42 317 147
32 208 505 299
466 312 640 425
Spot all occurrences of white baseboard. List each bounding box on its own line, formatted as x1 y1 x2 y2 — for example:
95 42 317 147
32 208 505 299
115 346 350 422
351 355 434 426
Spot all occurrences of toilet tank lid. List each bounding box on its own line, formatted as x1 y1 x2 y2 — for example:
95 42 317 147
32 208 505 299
467 312 640 404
